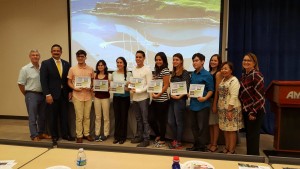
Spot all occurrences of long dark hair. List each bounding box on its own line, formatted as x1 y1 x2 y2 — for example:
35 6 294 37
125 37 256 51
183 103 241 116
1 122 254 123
116 57 128 80
209 54 222 72
95 60 108 77
172 53 184 77
154 52 168 76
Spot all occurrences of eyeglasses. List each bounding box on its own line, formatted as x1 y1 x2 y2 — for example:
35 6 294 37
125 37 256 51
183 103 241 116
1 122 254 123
243 59 253 62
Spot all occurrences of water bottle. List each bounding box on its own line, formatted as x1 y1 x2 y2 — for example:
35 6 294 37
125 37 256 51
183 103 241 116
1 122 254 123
76 148 86 169
172 156 181 169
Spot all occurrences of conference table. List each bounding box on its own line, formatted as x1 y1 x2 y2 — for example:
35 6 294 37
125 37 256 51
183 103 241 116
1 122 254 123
0 144 48 168
20 148 270 169
272 164 300 169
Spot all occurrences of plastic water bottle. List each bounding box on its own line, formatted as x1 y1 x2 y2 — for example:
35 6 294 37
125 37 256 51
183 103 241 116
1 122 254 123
76 148 86 169
172 156 181 169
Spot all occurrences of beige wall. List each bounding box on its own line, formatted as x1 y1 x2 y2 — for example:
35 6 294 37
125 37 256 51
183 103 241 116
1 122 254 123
0 0 69 116
0 0 228 117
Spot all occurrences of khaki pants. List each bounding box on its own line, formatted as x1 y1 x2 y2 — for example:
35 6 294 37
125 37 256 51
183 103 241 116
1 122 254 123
72 97 92 138
94 98 110 136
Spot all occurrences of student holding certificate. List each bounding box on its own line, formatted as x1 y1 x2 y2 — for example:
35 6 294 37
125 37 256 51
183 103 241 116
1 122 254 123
111 57 132 144
67 50 94 143
130 50 153 147
168 53 190 149
94 60 111 142
186 53 214 152
149 52 170 148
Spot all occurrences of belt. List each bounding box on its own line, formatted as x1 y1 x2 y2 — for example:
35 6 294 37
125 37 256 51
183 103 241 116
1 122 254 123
25 91 43 95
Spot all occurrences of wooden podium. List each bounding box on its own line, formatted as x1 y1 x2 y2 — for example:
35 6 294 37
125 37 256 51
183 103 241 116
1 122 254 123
266 81 300 152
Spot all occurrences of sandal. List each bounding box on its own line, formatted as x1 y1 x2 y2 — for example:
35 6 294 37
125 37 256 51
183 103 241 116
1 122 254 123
207 145 218 152
219 148 229 153
227 150 235 154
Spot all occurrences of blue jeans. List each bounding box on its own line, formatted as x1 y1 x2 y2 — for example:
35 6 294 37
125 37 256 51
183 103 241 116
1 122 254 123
132 98 150 140
25 92 46 139
168 99 186 142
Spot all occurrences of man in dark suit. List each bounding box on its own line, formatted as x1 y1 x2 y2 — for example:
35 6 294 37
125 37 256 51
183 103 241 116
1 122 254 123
40 44 75 144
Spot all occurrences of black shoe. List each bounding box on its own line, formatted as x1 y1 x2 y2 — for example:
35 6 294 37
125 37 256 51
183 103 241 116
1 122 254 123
52 137 59 142
113 139 119 144
62 135 75 141
52 139 57 147
137 140 150 147
119 140 125 144
186 146 202 151
131 137 143 143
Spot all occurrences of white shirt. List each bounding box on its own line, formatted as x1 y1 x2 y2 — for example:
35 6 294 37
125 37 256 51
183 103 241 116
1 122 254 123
131 65 153 101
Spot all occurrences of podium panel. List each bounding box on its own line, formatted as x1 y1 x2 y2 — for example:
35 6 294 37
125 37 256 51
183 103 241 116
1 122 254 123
266 81 300 152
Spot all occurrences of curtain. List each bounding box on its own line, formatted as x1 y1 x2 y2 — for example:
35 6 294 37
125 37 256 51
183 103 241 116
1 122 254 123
227 0 300 134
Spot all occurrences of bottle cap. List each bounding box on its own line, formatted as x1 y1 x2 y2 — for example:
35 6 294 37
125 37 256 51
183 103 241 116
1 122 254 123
173 156 180 162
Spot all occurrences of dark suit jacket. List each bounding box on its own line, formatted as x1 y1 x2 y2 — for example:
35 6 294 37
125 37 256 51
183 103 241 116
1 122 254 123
40 58 71 99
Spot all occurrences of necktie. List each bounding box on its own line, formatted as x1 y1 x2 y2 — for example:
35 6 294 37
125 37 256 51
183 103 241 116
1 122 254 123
56 60 62 78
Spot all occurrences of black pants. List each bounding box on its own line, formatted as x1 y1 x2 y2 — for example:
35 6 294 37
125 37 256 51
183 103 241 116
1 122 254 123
148 100 169 141
190 107 210 148
244 109 265 155
48 93 70 139
113 96 130 141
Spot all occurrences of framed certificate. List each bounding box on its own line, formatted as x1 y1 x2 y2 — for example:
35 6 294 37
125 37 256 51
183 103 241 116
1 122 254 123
128 77 145 90
147 80 163 93
93 79 108 91
110 81 125 94
189 84 205 98
170 81 187 95
74 76 91 88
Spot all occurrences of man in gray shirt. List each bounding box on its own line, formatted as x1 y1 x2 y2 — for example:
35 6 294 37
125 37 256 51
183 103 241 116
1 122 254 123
17 49 51 141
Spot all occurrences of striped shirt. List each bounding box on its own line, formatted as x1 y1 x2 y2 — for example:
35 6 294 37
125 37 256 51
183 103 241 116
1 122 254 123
153 68 170 102
239 69 265 114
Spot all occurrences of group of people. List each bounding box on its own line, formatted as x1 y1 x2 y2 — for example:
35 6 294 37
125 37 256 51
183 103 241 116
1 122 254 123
18 44 265 155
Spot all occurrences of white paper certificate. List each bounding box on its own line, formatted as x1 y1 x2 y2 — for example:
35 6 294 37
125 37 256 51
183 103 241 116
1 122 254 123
189 84 205 97
128 77 145 90
170 81 187 95
74 76 91 88
110 81 125 94
93 79 109 91
147 80 163 93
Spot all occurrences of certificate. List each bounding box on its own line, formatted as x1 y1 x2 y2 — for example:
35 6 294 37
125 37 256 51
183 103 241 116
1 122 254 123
147 80 163 93
189 84 205 98
74 76 91 88
170 81 187 95
93 79 108 91
128 77 145 90
110 81 125 94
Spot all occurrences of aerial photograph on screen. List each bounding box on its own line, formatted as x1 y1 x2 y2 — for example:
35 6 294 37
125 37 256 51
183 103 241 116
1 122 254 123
70 0 221 70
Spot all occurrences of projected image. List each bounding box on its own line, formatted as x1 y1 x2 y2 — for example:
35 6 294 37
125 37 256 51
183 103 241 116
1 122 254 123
70 0 221 71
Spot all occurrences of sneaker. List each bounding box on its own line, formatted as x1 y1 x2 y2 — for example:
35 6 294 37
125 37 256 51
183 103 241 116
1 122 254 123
95 135 100 142
137 140 150 147
175 142 183 149
100 135 108 141
131 137 143 143
168 140 177 149
154 141 165 148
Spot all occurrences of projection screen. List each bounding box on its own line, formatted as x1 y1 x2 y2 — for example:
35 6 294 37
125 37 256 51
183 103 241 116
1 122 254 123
69 0 222 71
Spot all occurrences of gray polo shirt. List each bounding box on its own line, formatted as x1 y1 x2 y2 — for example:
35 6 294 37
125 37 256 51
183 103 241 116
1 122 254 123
17 62 42 92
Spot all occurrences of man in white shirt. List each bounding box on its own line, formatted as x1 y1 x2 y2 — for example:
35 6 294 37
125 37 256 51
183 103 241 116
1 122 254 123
17 49 51 141
130 50 153 147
